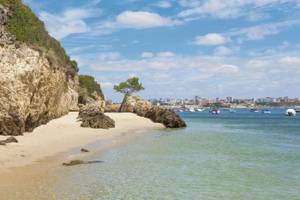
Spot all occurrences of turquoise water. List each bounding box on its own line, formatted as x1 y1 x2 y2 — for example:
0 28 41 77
56 109 300 200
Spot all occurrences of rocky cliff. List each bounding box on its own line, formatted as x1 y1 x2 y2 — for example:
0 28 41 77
0 2 79 135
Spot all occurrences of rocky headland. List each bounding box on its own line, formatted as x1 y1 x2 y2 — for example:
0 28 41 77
119 95 187 128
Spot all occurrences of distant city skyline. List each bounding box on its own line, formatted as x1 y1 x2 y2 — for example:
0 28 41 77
24 0 300 101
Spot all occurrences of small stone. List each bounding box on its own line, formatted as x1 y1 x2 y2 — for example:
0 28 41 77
0 141 6 146
63 160 85 166
81 148 89 153
63 160 103 167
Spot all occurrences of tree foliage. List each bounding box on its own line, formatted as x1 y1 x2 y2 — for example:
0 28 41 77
79 75 104 100
114 77 144 95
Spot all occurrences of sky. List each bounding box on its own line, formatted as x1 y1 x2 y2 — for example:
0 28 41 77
23 0 300 101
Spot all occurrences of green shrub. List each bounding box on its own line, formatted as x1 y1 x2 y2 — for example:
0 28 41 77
0 0 78 77
79 75 104 101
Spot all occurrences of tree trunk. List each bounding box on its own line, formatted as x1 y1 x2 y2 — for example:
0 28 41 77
119 93 129 112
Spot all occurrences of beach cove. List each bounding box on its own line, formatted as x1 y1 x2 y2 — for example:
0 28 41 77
0 112 164 199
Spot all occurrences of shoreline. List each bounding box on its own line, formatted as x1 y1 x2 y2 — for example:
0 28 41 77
0 112 164 173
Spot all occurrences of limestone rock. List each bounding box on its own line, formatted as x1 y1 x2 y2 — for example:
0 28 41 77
0 5 79 135
78 105 115 129
120 95 187 128
144 106 187 128
119 95 140 112
105 102 120 113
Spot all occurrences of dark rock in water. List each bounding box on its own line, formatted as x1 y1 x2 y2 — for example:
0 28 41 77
0 141 6 146
144 106 187 128
81 148 89 153
79 105 115 129
3 136 18 143
63 160 103 166
63 160 85 166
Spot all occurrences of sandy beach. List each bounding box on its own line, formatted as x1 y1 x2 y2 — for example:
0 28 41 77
0 112 163 173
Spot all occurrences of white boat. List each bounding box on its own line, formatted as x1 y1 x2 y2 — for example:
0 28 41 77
210 109 220 115
189 107 195 112
196 108 204 112
250 108 259 113
286 109 296 116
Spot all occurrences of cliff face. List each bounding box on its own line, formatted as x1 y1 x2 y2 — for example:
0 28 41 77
0 3 79 135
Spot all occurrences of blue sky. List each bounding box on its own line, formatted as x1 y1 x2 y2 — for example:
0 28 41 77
24 0 300 101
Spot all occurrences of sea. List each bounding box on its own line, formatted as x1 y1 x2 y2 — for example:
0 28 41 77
54 108 300 200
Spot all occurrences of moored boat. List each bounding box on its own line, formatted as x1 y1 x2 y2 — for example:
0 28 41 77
250 108 259 113
285 109 296 116
210 109 220 115
196 108 204 112
262 109 271 114
189 107 195 112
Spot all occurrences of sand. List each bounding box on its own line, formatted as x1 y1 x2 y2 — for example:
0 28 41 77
0 112 164 172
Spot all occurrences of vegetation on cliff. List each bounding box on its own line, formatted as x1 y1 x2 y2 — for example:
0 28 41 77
0 0 78 77
79 75 104 104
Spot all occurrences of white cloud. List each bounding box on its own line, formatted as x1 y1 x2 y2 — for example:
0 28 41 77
101 82 113 89
155 1 172 8
178 0 201 7
214 46 233 56
39 8 100 39
195 33 227 45
76 49 300 98
157 51 175 57
142 52 154 58
78 51 240 78
218 64 239 74
178 0 297 19
226 19 300 41
279 56 300 66
96 52 122 61
116 11 173 28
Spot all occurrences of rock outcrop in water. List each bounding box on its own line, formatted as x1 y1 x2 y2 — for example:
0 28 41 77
120 95 187 128
0 2 79 135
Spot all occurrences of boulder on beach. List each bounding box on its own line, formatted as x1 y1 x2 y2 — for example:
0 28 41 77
3 136 18 143
78 105 115 129
0 136 18 145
